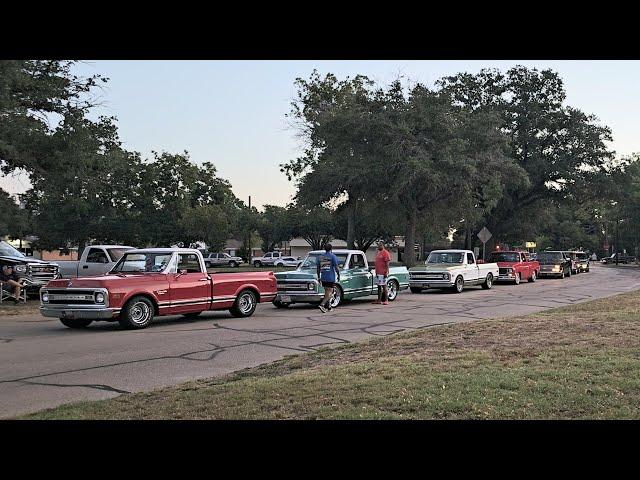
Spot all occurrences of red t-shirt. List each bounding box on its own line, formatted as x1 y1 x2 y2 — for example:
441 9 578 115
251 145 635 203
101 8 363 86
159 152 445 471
374 249 391 276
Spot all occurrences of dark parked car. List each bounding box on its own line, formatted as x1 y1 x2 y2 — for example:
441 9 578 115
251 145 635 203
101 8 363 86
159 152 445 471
537 251 572 278
601 253 635 264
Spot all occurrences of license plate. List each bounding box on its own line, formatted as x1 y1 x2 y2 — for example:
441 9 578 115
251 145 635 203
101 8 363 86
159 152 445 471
279 295 292 303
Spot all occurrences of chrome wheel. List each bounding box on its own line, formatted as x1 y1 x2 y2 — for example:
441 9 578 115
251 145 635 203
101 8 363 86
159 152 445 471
130 301 152 325
529 270 537 282
514 272 521 285
483 273 493 289
238 292 255 314
329 287 343 308
387 280 398 301
454 276 464 293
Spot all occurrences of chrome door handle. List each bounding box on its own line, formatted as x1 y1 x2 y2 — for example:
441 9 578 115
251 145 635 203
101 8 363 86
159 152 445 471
198 278 210 282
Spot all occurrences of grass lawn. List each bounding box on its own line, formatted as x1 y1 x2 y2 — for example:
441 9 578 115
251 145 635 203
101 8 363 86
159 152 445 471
21 290 640 419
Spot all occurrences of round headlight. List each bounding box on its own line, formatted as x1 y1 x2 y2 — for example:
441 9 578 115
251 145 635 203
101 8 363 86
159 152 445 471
15 265 26 273
308 283 315 290
41 292 49 303
95 292 105 304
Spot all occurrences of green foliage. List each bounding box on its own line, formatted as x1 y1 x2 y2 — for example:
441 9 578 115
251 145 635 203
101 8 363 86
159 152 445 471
255 205 293 253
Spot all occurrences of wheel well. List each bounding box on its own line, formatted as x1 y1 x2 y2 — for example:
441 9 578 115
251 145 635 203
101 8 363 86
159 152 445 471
124 293 159 316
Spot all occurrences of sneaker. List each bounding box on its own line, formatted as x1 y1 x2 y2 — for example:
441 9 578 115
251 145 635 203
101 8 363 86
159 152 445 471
318 305 327 313
381 301 389 305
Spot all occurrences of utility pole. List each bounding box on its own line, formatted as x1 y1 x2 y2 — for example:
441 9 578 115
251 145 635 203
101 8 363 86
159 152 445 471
616 219 620 266
247 195 252 262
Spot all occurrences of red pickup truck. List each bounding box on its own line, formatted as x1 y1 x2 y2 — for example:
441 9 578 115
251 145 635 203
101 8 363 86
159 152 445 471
40 248 277 329
488 250 540 284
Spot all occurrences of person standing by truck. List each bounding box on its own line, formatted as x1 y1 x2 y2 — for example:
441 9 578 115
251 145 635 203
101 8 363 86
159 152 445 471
317 243 340 313
372 241 392 305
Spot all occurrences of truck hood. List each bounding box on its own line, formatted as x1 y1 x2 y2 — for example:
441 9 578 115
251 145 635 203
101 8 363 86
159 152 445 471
409 264 463 272
0 255 57 265
274 270 317 281
45 273 166 289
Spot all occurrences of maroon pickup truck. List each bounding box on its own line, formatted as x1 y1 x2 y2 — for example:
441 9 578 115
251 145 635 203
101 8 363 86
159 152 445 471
40 248 277 329
489 251 540 284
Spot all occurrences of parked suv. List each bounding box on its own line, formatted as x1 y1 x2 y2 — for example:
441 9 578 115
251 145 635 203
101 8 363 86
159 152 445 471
202 252 243 268
251 252 283 267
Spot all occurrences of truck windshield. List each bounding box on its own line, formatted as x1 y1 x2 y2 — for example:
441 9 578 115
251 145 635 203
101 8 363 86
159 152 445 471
299 253 348 270
0 241 26 258
489 252 520 263
107 248 130 262
111 252 173 273
426 252 463 264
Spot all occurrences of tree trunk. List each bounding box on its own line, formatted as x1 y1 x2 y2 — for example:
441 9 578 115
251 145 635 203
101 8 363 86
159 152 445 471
404 207 417 267
346 197 356 249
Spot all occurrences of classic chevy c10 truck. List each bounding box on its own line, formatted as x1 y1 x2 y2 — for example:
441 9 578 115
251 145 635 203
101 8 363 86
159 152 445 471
273 249 410 308
409 249 499 293
40 248 277 329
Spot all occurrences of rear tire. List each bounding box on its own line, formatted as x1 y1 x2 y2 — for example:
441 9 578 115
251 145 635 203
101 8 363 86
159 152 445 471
119 295 155 329
253 261 262 268
410 287 423 294
386 280 399 301
482 273 494 290
229 261 237 268
230 289 258 317
60 318 93 329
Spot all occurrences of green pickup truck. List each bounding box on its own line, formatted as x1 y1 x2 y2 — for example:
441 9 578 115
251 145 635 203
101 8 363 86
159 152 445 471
273 249 410 308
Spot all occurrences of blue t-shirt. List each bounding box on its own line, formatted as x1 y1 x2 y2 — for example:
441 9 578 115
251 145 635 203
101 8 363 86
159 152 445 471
319 252 339 283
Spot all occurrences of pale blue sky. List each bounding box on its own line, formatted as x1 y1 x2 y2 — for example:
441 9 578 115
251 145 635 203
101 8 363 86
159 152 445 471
3 60 639 208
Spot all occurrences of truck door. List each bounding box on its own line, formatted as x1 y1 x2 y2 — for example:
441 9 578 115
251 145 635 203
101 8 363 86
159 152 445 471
520 253 530 279
83 248 110 276
465 252 480 283
168 253 212 315
347 253 372 298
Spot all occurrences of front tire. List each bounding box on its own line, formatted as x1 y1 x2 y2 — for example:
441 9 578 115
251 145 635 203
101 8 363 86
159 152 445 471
229 261 237 268
482 273 494 290
273 299 290 308
328 285 343 308
452 275 464 293
529 270 537 282
59 318 93 329
253 261 262 268
119 296 155 329
410 287 423 294
230 289 258 317
514 272 521 285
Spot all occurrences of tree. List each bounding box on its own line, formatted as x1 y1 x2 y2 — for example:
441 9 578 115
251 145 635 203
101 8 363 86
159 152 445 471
289 205 336 250
334 199 399 251
181 204 230 252
0 60 107 176
282 71 391 248
437 66 616 246
0 189 28 239
255 205 293 253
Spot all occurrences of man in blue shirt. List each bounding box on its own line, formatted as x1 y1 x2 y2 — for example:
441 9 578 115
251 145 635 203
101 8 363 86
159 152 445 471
316 243 340 313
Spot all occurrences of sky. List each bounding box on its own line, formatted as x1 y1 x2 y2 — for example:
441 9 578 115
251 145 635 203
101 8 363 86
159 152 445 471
2 60 640 209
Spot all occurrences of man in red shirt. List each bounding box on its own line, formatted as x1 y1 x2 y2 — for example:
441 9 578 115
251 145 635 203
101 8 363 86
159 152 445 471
372 241 391 305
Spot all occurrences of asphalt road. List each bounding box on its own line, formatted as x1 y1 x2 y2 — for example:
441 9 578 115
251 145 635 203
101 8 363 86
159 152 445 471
1 263 639 418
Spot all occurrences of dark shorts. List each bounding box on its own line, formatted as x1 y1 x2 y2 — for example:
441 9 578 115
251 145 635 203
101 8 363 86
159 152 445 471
321 281 336 288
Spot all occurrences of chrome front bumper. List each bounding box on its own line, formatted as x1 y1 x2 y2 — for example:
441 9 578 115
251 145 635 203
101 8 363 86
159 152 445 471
40 305 121 320
409 279 453 288
275 292 323 303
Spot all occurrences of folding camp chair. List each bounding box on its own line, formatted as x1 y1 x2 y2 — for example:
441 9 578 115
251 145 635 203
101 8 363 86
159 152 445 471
0 281 27 304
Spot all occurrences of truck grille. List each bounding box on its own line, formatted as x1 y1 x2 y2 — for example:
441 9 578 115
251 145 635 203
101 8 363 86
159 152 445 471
277 282 311 292
499 268 509 275
29 264 59 280
45 289 97 305
410 272 445 280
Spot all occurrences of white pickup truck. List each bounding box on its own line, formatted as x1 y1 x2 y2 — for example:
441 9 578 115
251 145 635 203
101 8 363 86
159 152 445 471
56 245 135 278
408 249 499 293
